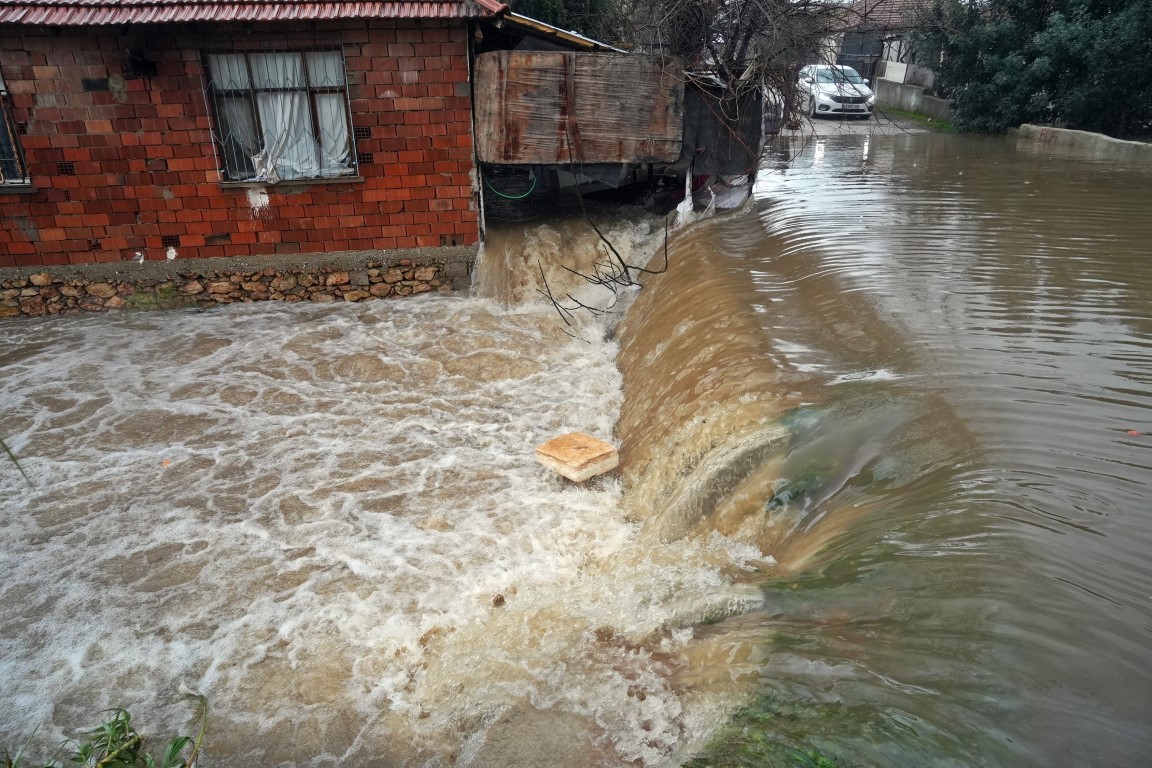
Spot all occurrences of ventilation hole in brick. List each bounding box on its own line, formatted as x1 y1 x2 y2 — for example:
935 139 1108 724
357 153 374 166
353 125 371 140
61 189 72 202
161 235 180 248
88 239 102 252
17 122 28 135
57 162 76 176
122 52 158 80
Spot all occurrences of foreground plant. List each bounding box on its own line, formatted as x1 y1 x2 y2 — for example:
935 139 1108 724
0 435 31 486
2 697 207 768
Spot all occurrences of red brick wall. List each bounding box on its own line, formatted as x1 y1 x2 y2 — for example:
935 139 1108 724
0 20 480 268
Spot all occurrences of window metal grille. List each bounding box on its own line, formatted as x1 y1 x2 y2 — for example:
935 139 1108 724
203 48 358 183
0 71 31 187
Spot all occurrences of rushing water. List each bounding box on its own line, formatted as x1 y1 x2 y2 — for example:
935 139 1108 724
0 296 763 766
3 132 1152 767
618 132 1152 767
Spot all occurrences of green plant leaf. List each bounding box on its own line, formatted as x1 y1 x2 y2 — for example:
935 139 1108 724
71 742 93 765
183 696 208 768
4 700 207 768
0 436 32 487
158 737 191 768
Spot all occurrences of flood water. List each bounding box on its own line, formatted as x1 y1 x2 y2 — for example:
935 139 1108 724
2 132 1152 767
620 132 1152 767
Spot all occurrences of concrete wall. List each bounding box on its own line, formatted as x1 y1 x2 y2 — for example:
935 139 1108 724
874 61 936 91
877 60 907 84
0 20 480 269
1014 124 1152 163
905 64 936 91
874 77 951 121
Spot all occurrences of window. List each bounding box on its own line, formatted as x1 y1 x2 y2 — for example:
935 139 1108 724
0 69 31 187
205 50 356 183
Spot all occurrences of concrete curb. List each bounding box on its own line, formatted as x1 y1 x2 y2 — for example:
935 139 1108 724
1014 124 1152 162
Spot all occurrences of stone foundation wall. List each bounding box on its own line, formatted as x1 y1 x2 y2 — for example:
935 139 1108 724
0 247 474 319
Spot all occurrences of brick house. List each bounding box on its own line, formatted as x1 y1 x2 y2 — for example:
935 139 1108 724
0 0 507 271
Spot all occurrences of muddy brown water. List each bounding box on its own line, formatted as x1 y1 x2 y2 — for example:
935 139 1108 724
2 132 1152 767
623 132 1152 766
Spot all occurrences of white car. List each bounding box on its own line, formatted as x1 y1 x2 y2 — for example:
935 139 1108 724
798 65 876 118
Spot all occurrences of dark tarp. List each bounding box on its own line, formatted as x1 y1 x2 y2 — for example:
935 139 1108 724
673 84 764 175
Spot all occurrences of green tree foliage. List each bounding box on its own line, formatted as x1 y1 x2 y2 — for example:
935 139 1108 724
508 0 625 44
914 0 1152 136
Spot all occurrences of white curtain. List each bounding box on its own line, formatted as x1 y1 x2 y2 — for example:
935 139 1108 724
316 93 351 176
308 51 352 177
306 51 345 88
306 53 350 178
254 90 316 182
209 51 353 183
207 53 250 90
218 96 259 179
208 54 257 179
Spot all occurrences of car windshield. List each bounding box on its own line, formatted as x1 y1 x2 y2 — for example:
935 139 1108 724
814 67 864 84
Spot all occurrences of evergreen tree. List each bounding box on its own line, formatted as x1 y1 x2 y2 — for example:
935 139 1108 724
914 0 1152 137
509 0 625 44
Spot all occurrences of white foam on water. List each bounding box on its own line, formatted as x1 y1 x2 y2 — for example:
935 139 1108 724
828 369 901 385
0 298 757 766
473 214 666 314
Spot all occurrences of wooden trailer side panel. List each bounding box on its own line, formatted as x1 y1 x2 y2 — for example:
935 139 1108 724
473 51 683 164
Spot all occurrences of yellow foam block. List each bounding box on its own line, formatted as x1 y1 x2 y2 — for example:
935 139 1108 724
534 432 619 482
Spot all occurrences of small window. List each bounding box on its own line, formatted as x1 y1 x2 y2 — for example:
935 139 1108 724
204 49 356 183
0 69 31 187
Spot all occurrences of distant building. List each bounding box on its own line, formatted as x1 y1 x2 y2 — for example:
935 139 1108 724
838 0 934 88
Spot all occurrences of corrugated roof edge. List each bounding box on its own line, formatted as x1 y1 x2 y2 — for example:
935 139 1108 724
497 11 623 52
0 0 510 25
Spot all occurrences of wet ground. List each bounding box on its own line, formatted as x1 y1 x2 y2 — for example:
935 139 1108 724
786 109 932 137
